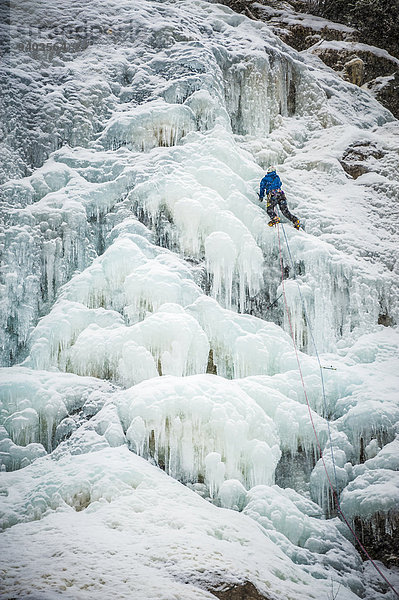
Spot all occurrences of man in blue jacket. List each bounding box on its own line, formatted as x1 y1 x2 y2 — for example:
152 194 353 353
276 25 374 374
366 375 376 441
259 166 301 229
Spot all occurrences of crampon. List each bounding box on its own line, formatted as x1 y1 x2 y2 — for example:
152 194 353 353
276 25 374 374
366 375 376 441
268 217 280 227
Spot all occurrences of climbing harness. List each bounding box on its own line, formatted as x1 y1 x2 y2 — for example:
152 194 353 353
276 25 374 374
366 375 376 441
275 220 399 599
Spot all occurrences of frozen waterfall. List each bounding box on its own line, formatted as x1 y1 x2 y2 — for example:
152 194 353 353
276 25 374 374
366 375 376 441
1 0 399 599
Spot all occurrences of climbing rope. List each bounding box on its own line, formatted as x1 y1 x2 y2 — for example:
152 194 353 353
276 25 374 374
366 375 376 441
276 221 399 599
279 221 341 498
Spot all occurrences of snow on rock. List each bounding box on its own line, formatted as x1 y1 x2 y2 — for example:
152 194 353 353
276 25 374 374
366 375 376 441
337 433 399 564
365 435 399 472
0 447 365 600
308 41 399 70
341 468 399 524
304 39 399 116
251 1 358 54
243 483 364 591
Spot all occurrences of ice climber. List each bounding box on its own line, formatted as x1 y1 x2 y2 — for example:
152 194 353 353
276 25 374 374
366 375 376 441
258 166 301 229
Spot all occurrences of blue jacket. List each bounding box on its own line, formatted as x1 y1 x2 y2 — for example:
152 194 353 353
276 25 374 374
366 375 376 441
259 171 282 198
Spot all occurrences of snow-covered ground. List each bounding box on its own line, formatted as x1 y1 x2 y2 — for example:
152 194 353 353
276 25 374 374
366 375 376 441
1 0 399 598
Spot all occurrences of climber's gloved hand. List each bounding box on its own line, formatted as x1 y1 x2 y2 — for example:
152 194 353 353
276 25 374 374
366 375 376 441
258 193 263 202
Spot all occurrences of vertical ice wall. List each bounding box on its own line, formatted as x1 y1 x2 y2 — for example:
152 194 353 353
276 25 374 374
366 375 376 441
1 2 399 596
0 0 347 365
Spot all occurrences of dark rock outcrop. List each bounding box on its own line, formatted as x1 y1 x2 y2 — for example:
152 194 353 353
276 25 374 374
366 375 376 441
340 140 385 179
306 0 399 61
354 513 399 567
340 141 384 179
309 41 399 86
365 72 399 118
209 581 276 600
250 4 358 52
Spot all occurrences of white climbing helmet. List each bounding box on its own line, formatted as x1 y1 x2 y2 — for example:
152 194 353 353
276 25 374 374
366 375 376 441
267 165 275 173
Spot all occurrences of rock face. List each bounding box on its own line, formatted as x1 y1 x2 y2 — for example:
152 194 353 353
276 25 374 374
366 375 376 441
217 1 399 116
308 40 399 86
306 0 399 60
339 140 386 179
308 40 399 117
343 57 364 86
209 581 275 600
250 3 358 52
354 514 399 568
365 72 399 118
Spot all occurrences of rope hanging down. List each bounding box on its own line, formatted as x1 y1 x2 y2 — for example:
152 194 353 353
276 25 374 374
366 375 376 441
276 221 399 599
279 221 341 497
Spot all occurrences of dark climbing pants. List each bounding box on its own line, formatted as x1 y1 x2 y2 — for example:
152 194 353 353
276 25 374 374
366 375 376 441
267 190 298 224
